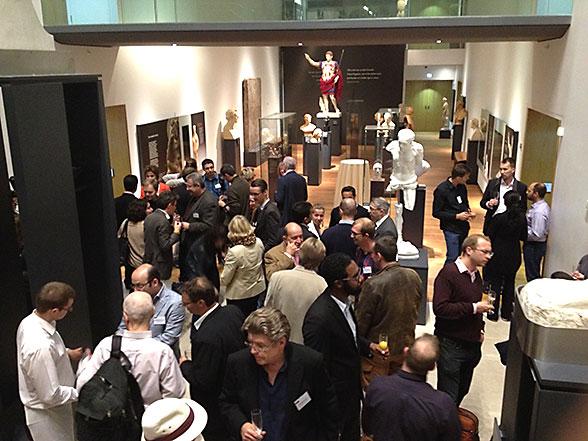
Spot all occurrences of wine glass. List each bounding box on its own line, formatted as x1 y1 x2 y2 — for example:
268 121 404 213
487 289 496 313
251 409 263 435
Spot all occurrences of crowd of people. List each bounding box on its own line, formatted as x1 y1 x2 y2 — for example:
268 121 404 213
16 153 582 441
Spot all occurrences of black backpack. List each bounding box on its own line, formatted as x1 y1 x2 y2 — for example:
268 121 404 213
76 335 144 441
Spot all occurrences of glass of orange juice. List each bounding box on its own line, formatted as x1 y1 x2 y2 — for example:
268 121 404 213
378 334 388 351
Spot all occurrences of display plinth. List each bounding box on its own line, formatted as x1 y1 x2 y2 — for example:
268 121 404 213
317 114 341 156
466 140 481 184
439 128 451 139
370 179 386 199
243 148 262 167
452 124 464 160
321 134 332 169
398 185 426 248
221 138 241 171
398 248 428 325
303 141 322 186
267 157 282 202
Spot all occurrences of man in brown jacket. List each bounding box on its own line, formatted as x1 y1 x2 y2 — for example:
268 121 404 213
355 235 423 386
264 222 303 280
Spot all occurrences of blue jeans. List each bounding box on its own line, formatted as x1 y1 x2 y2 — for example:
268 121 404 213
443 230 466 264
437 335 482 406
523 241 547 281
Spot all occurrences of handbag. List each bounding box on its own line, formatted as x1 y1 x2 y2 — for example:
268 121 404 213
118 219 130 265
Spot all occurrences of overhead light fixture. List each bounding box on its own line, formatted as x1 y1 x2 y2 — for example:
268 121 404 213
172 43 177 47
369 10 374 15
426 72 433 79
363 5 369 11
436 39 442 44
297 42 303 47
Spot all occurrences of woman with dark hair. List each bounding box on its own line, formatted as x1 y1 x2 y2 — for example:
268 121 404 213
484 190 527 321
118 199 147 290
140 164 170 197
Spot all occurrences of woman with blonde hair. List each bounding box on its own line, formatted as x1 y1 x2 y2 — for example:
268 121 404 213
221 215 266 317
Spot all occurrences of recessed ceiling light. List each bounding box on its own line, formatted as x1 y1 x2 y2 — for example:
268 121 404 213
172 43 177 47
298 42 303 47
436 39 442 44
426 72 433 79
363 5 369 11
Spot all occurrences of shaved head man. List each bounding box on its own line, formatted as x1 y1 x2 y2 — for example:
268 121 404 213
321 198 358 259
264 223 304 281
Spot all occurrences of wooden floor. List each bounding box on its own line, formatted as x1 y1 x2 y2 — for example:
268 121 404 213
293 132 487 299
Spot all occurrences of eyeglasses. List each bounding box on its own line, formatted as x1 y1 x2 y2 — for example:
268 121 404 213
131 279 153 290
245 340 276 353
474 248 494 258
342 269 362 282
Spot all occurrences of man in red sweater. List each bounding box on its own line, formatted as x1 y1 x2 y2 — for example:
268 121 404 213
433 234 494 405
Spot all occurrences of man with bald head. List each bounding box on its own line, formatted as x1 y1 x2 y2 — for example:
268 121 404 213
264 222 304 280
119 263 185 354
321 197 358 258
77 291 185 406
363 334 460 441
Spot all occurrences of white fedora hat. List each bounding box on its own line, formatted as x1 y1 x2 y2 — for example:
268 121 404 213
142 398 208 441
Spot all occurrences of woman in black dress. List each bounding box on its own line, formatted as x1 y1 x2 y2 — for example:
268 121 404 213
484 190 527 321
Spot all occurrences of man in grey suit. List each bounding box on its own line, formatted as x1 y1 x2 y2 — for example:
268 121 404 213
143 191 181 283
370 197 398 241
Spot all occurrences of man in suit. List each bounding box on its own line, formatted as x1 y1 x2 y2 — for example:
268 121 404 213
179 277 245 441
143 191 181 283
264 222 303 280
250 178 282 251
219 163 250 222
303 253 385 441
321 198 357 259
328 186 370 227
291 201 316 240
219 307 340 441
275 156 307 225
114 174 138 229
480 157 527 234
180 171 219 282
369 197 398 241
356 236 423 383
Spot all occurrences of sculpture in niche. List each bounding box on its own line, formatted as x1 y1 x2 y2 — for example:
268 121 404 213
386 128 430 259
166 117 181 173
191 124 199 163
470 118 484 141
222 108 239 140
441 97 450 128
300 113 317 141
397 0 408 17
304 51 343 114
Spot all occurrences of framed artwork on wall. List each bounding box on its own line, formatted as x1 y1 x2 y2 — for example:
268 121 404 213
137 116 182 178
504 125 519 164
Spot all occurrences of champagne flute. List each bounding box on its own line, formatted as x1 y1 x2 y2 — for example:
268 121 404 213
378 333 388 351
487 289 497 313
251 409 263 435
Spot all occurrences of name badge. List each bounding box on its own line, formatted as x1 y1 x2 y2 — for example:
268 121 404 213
457 196 463 204
153 317 166 326
363 266 372 275
193 212 200 219
214 183 221 189
294 391 312 411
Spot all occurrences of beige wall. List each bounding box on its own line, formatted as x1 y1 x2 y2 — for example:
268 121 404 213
463 1 588 275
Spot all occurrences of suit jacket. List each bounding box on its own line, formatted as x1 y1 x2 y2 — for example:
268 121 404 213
301 223 316 241
143 209 180 280
221 238 266 300
264 242 295 280
219 343 340 441
321 222 357 259
181 304 244 441
303 289 371 422
172 182 191 217
375 216 398 241
480 177 527 233
180 190 218 280
253 200 282 252
275 171 308 225
114 192 137 229
225 175 250 221
328 204 370 228
356 263 422 356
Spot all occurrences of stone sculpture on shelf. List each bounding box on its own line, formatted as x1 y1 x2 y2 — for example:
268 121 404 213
300 113 317 142
222 108 239 140
470 118 484 141
385 128 430 259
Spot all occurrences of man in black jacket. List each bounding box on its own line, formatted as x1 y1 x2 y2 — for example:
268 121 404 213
250 179 282 251
114 174 138 228
433 163 475 263
219 163 250 222
303 253 385 441
480 157 527 234
329 185 370 227
275 156 308 225
219 307 340 441
180 277 245 441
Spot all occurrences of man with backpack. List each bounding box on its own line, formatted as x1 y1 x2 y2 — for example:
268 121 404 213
76 291 185 439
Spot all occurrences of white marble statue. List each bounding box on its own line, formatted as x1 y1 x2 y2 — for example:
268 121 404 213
222 109 239 140
394 202 419 260
441 97 450 128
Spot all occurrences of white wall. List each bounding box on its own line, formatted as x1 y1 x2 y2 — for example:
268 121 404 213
59 44 281 175
0 0 54 50
463 1 588 274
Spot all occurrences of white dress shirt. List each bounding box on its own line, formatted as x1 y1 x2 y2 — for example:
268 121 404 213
193 303 220 331
331 295 357 343
495 180 514 215
17 311 78 409
76 330 185 406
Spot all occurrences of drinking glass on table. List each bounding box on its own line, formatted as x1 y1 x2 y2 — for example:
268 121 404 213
251 409 263 435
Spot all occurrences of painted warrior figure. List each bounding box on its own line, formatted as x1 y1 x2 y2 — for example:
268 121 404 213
304 51 343 114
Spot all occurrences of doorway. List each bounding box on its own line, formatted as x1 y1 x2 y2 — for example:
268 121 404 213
105 104 131 196
405 80 453 132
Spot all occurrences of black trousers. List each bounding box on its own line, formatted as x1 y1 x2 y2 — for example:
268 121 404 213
227 295 260 319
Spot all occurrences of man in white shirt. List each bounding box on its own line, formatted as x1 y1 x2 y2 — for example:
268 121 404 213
17 281 83 441
78 291 185 406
